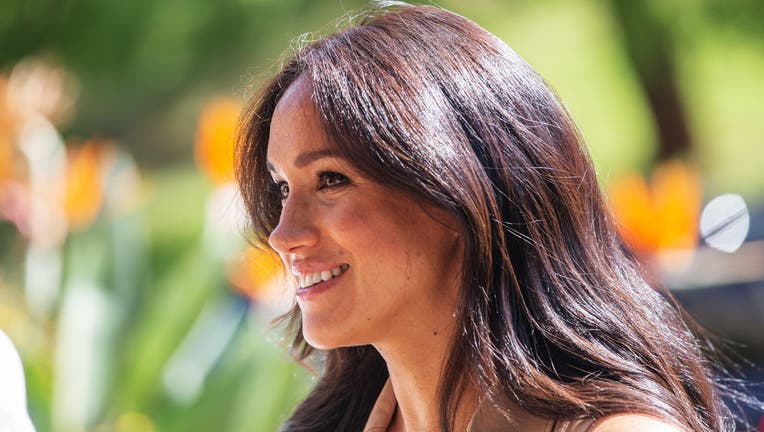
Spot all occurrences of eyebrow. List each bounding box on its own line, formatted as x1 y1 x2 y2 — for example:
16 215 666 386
267 148 344 171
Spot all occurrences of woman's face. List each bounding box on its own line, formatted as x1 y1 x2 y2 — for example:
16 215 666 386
266 79 464 349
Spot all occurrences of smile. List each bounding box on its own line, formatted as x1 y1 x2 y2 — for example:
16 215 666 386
297 264 349 289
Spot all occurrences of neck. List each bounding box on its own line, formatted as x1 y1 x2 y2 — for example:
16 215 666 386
374 319 478 432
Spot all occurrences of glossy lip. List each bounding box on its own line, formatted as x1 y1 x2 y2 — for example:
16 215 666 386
295 268 347 301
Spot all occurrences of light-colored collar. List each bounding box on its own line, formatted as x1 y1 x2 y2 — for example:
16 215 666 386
363 379 565 432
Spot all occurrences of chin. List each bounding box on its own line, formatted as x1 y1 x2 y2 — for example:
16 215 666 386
302 329 343 350
301 320 360 350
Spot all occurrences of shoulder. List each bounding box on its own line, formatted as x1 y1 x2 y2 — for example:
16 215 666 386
588 413 684 432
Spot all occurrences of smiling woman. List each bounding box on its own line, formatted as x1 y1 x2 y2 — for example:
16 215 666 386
266 78 463 350
236 3 739 432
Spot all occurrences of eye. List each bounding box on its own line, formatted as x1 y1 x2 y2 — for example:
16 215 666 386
269 181 289 200
318 171 349 190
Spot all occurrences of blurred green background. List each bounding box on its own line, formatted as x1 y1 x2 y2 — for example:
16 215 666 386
1 1 764 431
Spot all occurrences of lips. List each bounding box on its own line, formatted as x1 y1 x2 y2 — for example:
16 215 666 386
296 264 349 289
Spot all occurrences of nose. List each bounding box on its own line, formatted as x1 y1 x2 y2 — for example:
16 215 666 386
268 195 320 254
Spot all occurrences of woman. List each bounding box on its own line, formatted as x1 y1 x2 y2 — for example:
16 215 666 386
236 4 737 431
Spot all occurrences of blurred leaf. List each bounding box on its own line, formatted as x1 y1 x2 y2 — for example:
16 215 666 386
116 242 219 412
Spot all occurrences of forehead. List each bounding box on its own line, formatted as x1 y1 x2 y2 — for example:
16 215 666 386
267 77 331 165
273 76 314 120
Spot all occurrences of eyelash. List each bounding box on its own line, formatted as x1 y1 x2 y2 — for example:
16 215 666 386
272 171 350 201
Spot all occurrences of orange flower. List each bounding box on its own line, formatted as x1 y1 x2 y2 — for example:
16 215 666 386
194 98 242 185
0 135 16 185
0 76 21 185
607 161 701 258
226 246 284 304
64 141 107 230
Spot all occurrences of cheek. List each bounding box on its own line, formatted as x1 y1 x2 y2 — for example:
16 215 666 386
331 198 417 269
334 202 443 313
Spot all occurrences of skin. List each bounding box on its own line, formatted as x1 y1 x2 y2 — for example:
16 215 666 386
265 78 684 432
590 414 684 432
267 77 475 431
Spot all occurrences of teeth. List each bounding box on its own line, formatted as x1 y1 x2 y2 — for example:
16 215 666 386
297 265 349 288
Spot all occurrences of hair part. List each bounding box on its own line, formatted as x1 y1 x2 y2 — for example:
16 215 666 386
237 4 737 431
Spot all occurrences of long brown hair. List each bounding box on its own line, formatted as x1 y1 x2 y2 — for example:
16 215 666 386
236 4 738 431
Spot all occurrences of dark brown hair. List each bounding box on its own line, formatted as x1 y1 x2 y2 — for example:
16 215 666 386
236 4 738 431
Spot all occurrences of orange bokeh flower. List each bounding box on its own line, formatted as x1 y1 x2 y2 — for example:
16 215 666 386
0 135 17 185
0 76 21 185
226 245 284 304
64 141 108 231
607 161 701 258
194 98 242 185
